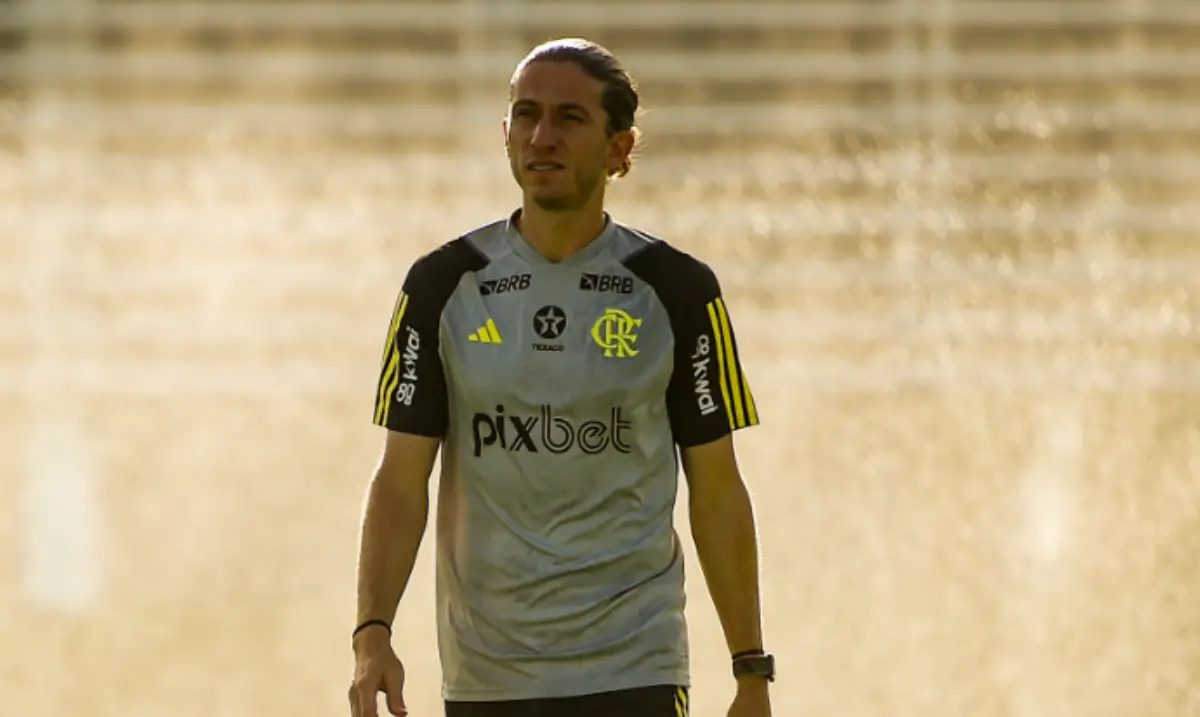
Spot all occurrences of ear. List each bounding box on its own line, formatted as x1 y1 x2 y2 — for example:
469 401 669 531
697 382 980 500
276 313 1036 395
606 129 636 174
502 118 510 155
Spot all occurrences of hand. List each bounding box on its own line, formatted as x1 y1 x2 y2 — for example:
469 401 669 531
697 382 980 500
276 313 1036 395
727 677 772 717
349 627 407 717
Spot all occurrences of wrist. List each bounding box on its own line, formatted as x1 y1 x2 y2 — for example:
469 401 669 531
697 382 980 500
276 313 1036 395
731 647 764 660
352 629 390 654
731 651 775 684
736 674 771 692
351 619 392 652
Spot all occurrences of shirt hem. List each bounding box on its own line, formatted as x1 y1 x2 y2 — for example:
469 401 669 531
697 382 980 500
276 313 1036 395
442 670 691 703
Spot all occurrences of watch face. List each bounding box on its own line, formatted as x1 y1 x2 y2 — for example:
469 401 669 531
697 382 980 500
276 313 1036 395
733 654 776 681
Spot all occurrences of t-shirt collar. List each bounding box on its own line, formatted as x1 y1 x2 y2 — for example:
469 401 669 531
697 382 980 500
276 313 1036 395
504 208 617 267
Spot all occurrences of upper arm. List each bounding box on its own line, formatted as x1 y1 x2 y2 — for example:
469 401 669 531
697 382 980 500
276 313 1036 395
679 433 746 503
375 429 442 495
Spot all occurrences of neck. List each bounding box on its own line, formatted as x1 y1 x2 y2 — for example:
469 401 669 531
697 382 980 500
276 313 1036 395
516 197 608 263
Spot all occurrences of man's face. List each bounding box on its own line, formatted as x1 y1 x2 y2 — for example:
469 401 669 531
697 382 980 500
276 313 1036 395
503 61 627 212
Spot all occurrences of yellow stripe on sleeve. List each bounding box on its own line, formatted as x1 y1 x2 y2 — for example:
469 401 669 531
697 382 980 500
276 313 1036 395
742 370 759 426
378 290 406 367
714 297 748 428
706 301 735 430
373 293 409 425
380 354 402 426
374 351 397 424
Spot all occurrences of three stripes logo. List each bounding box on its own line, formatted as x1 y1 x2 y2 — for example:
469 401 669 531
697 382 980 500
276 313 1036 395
674 686 689 716
468 318 503 344
701 297 758 430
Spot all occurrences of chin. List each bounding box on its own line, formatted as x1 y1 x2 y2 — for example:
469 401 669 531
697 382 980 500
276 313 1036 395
530 191 582 212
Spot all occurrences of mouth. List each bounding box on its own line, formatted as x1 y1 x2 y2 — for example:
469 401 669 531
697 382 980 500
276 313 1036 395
525 161 565 173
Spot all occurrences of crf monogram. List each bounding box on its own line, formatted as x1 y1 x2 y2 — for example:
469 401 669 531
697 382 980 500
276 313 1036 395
591 308 642 358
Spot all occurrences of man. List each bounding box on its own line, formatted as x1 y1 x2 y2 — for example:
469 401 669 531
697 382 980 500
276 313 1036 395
349 38 774 717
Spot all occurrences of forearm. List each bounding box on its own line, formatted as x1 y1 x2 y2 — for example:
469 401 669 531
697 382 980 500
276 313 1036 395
689 479 764 655
355 476 429 626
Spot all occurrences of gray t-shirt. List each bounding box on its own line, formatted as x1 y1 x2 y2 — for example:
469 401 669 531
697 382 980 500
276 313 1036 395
371 211 760 702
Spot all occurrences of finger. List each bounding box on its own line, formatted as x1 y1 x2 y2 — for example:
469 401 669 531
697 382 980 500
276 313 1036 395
348 684 361 717
355 679 380 717
383 666 408 716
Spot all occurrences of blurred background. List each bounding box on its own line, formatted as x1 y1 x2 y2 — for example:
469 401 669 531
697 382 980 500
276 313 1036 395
2 0 1199 715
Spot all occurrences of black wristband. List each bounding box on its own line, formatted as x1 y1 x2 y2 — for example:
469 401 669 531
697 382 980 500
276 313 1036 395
352 619 391 639
732 648 765 661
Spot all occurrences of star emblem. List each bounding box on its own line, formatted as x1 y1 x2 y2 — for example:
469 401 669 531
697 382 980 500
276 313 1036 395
533 305 567 340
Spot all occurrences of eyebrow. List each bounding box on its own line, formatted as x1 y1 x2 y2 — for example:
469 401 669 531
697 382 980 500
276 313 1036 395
511 100 593 117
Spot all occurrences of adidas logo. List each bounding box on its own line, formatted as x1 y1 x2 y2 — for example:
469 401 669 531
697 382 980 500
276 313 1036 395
468 319 503 344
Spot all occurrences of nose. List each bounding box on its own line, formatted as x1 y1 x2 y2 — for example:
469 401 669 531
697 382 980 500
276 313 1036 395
529 117 557 149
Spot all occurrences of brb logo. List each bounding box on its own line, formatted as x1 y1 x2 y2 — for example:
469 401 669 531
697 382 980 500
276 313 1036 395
591 308 641 358
471 404 633 457
479 273 531 296
580 273 634 295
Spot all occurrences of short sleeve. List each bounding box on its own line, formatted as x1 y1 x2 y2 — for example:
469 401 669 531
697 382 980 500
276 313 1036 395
625 241 761 448
663 265 761 447
370 238 488 436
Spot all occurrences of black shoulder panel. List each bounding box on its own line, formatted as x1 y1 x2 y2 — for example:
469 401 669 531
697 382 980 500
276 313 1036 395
371 237 490 436
623 240 760 447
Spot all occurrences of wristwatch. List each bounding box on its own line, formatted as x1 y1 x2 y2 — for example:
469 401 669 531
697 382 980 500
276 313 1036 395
732 653 775 682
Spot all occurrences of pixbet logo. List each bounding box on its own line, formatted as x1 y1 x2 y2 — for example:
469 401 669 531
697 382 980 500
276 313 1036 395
471 404 633 456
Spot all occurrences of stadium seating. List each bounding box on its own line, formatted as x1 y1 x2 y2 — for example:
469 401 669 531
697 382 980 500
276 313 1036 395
0 0 1196 395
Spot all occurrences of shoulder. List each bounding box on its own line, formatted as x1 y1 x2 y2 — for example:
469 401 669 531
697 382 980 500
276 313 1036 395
404 233 491 296
617 224 721 303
